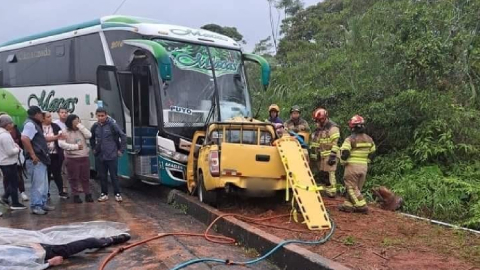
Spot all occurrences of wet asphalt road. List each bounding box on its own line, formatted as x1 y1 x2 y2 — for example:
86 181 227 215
0 178 278 270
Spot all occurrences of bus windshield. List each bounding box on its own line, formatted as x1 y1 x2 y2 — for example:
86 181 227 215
153 39 252 133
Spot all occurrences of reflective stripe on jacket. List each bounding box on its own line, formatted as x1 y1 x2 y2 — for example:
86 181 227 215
310 122 340 157
341 133 376 164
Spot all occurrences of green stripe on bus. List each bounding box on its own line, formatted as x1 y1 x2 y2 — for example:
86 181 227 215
101 22 137 30
103 16 142 24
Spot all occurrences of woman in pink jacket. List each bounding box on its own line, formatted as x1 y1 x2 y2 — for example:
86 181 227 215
59 115 92 203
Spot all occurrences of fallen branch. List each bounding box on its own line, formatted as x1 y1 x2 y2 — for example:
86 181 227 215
372 251 388 260
332 251 346 260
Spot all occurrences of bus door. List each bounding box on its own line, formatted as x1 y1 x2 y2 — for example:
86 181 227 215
130 64 160 182
96 66 132 180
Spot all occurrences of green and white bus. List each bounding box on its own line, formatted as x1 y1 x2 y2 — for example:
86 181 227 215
0 15 271 187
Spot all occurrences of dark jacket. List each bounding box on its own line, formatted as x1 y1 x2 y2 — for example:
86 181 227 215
267 117 283 124
284 118 311 133
90 118 126 161
24 118 50 165
10 125 23 149
50 122 64 162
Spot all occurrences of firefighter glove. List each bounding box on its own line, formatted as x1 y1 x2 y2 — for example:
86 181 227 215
327 154 336 166
341 150 350 161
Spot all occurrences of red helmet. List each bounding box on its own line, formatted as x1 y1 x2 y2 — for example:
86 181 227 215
348 115 365 129
312 108 328 122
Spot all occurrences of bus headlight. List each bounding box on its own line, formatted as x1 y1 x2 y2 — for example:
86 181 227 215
172 152 188 163
158 146 188 163
158 146 174 159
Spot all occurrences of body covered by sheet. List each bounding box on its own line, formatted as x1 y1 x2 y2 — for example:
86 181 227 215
0 221 129 270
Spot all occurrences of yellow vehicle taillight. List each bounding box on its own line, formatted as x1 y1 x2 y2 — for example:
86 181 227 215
209 151 220 176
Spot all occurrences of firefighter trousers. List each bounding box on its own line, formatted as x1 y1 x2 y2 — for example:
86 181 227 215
315 157 337 197
342 163 368 208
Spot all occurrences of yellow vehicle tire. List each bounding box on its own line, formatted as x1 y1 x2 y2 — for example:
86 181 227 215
198 172 217 206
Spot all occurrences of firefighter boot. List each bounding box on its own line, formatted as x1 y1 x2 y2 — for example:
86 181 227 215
354 205 369 214
325 171 337 198
338 201 355 213
353 196 369 214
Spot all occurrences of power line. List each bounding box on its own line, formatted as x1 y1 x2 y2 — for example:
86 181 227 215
113 0 128 15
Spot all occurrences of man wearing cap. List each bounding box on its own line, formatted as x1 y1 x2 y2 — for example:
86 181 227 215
284 105 310 133
21 106 61 215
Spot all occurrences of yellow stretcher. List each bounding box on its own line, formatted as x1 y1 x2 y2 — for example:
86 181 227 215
275 135 332 230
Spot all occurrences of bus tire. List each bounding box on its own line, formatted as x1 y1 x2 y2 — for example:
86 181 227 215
198 173 217 206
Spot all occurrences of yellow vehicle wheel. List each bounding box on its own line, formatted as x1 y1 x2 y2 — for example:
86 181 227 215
198 173 217 206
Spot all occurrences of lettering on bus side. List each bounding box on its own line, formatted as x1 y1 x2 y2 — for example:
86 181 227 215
165 162 184 171
18 48 52 61
170 106 193 115
169 29 229 42
110 41 123 49
28 90 79 113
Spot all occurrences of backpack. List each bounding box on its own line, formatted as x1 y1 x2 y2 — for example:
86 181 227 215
91 122 121 150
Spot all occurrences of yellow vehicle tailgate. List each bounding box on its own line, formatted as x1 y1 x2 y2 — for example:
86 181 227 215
220 143 284 179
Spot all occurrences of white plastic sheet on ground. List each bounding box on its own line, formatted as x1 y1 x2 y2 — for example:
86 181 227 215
0 221 129 270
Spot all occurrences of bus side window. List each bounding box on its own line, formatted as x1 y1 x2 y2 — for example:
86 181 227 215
55 45 65 57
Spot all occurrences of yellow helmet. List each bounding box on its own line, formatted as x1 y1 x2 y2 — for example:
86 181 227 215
269 104 280 113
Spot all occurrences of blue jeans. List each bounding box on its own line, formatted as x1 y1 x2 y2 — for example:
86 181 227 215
26 160 48 209
98 158 121 195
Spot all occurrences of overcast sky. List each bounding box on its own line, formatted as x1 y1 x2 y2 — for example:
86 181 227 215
0 0 320 52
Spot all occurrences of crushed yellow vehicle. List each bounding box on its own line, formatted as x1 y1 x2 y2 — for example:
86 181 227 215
186 117 286 205
186 117 332 230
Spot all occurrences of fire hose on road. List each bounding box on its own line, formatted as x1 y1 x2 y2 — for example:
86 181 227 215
98 213 335 270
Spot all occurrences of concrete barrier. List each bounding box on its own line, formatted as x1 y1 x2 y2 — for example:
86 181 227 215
169 190 350 270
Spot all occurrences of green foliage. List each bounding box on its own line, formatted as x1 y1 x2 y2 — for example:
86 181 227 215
272 0 304 17
253 36 275 56
366 164 480 229
343 235 357 246
201 24 245 44
251 0 480 228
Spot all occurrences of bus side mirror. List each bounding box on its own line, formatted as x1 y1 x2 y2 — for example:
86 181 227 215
123 40 172 82
243 53 271 91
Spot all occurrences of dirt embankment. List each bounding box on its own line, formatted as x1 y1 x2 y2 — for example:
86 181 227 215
218 196 480 270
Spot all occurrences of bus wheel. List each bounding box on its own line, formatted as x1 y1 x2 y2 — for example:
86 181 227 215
198 173 217 206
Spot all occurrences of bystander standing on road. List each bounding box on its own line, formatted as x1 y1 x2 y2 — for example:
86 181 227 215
53 108 70 194
21 106 58 215
90 108 126 203
0 114 27 210
42 112 68 200
59 114 93 203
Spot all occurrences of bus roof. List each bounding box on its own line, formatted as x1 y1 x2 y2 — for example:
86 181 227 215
0 15 241 51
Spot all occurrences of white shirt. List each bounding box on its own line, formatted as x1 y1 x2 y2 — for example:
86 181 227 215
53 119 66 130
22 122 37 140
42 125 56 154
